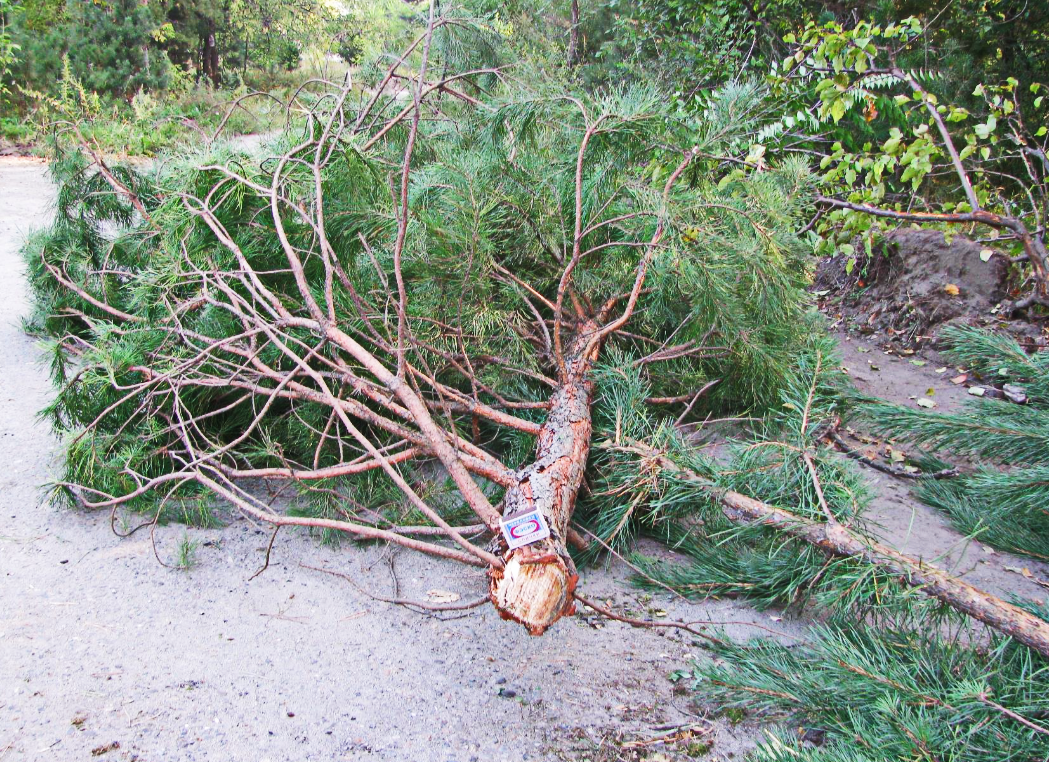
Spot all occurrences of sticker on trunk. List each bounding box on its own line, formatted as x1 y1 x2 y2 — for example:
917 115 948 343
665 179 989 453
500 509 551 550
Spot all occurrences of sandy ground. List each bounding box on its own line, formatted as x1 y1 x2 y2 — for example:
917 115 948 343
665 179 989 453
835 332 1049 600
1 156 1046 762
0 157 787 762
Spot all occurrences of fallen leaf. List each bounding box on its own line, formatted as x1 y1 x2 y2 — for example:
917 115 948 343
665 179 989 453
1001 566 1047 589
916 398 936 408
980 248 993 262
426 589 461 604
935 367 948 373
950 374 968 384
968 386 986 397
944 283 960 296
889 448 906 463
910 359 927 367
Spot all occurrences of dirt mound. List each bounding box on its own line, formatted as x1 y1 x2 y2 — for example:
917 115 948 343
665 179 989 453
0 143 34 157
816 228 1012 344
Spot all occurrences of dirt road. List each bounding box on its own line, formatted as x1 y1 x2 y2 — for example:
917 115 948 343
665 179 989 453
0 156 778 761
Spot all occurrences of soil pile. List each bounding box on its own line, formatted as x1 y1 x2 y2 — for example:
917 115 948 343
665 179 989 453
816 228 1012 344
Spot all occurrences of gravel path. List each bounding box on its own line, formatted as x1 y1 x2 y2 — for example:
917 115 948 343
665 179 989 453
0 157 780 761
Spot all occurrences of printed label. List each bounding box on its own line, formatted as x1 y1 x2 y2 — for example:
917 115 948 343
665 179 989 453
499 509 551 550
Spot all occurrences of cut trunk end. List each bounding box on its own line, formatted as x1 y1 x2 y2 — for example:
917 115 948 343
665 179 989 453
489 542 578 635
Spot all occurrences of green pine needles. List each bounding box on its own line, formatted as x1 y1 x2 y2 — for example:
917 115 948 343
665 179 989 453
696 614 1049 762
862 326 1049 559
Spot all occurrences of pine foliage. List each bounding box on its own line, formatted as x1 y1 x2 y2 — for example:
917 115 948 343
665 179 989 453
25 57 816 530
862 326 1049 559
694 615 1049 762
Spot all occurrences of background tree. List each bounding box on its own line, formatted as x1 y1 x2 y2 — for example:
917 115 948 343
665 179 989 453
773 18 1049 310
9 0 171 98
0 0 19 99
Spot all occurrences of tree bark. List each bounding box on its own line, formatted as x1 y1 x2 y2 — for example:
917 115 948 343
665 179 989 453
488 329 598 634
622 442 1049 659
567 0 580 67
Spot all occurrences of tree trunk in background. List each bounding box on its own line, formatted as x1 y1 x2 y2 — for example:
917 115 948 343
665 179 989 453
201 20 219 86
567 0 580 67
207 21 220 86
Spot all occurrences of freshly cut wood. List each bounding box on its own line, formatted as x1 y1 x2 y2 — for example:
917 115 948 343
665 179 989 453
489 338 596 634
615 442 1049 659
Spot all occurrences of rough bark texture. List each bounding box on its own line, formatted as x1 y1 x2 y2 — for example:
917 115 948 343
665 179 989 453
201 22 220 86
488 337 597 634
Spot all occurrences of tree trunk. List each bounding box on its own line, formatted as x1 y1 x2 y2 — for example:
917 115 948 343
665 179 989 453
208 32 220 86
202 20 219 86
488 330 598 634
567 0 580 67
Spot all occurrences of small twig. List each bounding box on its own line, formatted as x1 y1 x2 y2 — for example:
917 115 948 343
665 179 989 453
675 380 720 426
574 592 727 646
622 721 712 749
802 452 838 525
572 524 690 603
249 525 281 581
978 692 1049 736
301 563 489 611
828 431 959 480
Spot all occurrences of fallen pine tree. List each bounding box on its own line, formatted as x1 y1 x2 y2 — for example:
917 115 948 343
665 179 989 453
23 14 1049 655
26 15 820 634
